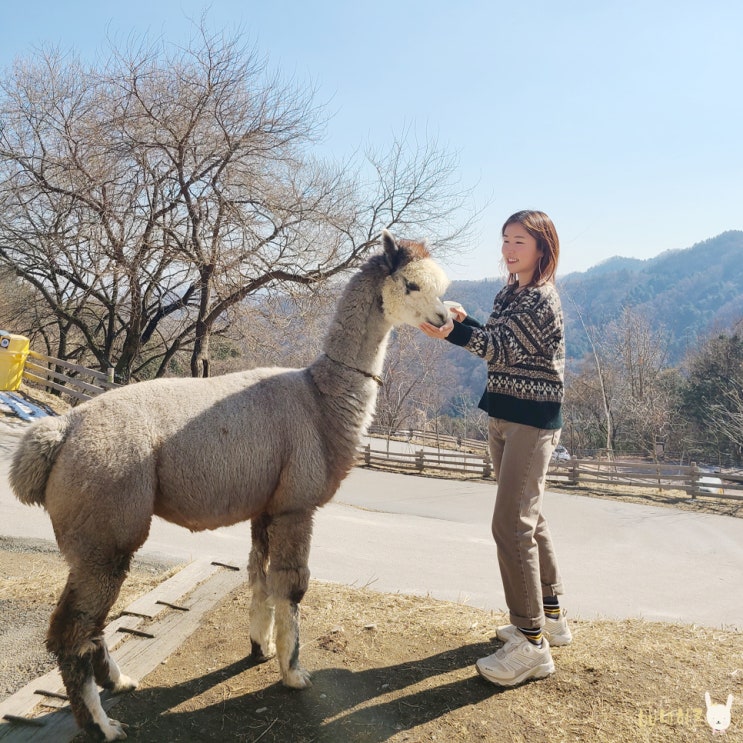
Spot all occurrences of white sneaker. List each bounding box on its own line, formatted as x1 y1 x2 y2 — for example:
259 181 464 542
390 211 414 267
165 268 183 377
476 633 555 686
545 612 573 645
496 612 573 647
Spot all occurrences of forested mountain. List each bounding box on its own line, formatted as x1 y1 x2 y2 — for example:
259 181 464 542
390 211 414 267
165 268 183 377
560 230 743 362
436 231 743 414
446 230 743 367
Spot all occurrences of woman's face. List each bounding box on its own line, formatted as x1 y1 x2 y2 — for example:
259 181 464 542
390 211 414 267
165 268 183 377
501 222 542 285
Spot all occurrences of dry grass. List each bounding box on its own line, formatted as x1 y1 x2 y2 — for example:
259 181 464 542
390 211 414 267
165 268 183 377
550 481 743 519
2 524 741 742
0 542 180 609
366 460 743 520
104 579 742 742
5 540 740 741
13 382 74 415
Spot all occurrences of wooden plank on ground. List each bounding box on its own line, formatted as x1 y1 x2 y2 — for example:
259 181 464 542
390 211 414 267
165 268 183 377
0 560 246 742
121 558 224 619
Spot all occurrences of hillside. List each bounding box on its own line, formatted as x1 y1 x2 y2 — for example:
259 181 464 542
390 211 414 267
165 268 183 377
437 231 743 412
446 230 743 366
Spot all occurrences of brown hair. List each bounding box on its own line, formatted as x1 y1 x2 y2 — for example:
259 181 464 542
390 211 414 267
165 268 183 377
502 210 560 286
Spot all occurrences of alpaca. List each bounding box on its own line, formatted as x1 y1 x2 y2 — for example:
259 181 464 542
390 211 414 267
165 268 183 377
10 230 450 741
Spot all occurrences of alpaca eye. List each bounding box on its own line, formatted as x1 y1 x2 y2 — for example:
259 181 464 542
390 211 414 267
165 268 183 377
404 280 420 294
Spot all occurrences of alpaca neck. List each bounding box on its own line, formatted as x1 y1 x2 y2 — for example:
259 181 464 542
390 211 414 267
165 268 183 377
321 353 384 386
320 266 392 384
307 264 392 480
309 265 392 419
318 323 391 394
310 325 389 454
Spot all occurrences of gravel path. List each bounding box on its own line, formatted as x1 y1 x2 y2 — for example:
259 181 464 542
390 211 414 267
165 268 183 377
0 537 62 699
0 534 179 702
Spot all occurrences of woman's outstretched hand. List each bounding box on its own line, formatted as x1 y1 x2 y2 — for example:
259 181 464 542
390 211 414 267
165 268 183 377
419 318 454 339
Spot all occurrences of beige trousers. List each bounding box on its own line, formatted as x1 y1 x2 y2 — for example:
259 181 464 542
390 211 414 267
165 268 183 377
488 417 564 629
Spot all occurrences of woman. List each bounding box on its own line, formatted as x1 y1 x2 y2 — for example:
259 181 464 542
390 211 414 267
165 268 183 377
420 209 571 686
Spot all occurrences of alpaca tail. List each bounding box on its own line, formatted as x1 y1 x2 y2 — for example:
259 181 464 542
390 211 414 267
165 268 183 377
10 415 70 506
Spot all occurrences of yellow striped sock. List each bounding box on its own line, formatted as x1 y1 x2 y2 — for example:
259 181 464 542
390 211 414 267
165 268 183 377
518 627 543 646
543 597 560 619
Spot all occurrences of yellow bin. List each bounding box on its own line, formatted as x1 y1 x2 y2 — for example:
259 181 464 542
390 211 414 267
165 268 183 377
0 331 30 391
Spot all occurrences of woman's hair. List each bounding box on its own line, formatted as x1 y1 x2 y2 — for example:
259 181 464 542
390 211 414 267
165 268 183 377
502 210 560 286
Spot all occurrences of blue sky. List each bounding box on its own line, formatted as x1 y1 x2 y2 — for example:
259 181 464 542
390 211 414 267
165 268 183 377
2 1 742 280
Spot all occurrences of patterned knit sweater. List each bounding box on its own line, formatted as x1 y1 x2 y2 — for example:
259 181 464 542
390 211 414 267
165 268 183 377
446 282 565 429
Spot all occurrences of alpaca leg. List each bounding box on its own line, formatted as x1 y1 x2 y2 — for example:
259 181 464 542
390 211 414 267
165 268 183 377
60 654 128 741
248 514 275 661
274 596 310 688
48 557 132 741
267 511 313 689
91 636 138 693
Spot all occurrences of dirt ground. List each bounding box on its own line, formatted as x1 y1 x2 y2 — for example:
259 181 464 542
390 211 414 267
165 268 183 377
1 540 741 743
93 577 742 743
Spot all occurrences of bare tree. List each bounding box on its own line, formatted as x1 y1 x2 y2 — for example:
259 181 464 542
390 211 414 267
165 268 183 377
563 302 673 457
709 384 743 460
599 308 671 456
563 360 618 455
375 327 455 440
564 292 615 452
0 47 199 377
0 24 476 380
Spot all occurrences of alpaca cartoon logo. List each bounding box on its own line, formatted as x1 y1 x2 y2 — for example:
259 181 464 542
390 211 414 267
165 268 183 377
705 692 734 735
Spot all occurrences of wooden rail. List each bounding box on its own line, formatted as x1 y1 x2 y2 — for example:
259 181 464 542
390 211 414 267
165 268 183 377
359 442 743 503
361 444 492 477
548 458 743 500
15 360 743 504
22 351 119 402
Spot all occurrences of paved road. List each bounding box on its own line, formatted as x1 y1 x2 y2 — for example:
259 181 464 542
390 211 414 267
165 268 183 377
1 423 742 631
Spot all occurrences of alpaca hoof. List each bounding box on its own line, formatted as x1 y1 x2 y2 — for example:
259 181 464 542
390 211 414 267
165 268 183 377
250 639 276 662
89 717 128 741
283 667 312 689
106 719 129 741
111 675 138 694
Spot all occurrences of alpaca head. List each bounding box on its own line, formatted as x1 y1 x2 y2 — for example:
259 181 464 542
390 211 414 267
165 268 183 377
379 230 450 327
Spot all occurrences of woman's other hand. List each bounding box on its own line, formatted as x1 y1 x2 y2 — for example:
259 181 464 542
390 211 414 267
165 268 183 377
443 301 467 322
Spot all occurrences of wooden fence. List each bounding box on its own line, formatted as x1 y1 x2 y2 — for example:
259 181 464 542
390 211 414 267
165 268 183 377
22 351 119 402
361 443 493 478
358 442 743 503
16 359 743 503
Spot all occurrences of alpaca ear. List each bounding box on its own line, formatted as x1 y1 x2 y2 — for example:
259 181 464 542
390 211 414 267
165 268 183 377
381 229 399 271
705 692 712 709
727 694 734 709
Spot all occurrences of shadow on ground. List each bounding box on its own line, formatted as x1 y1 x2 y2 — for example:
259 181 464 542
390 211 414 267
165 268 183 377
105 641 503 742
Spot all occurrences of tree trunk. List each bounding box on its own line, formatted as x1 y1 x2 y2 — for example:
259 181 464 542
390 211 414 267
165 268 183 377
191 321 211 378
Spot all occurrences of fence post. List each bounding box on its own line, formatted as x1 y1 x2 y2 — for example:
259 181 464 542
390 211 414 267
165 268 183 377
569 457 579 486
689 461 699 500
364 443 371 466
107 367 115 385
482 451 492 478
415 449 424 472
